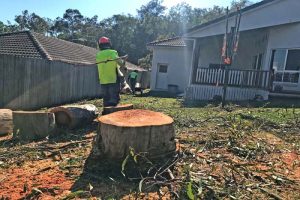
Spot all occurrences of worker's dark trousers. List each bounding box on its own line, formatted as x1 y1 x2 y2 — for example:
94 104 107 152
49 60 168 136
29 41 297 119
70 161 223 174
129 78 136 94
101 83 119 107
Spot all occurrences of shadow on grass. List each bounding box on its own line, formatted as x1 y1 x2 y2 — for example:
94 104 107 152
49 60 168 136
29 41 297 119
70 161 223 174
48 121 98 143
184 97 300 109
138 90 300 108
136 90 179 99
70 154 140 199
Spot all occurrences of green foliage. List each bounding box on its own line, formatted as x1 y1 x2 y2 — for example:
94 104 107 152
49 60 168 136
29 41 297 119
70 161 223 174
187 181 195 200
15 10 49 33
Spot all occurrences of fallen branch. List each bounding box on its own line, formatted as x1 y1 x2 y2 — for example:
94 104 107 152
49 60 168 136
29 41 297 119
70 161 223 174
258 187 284 200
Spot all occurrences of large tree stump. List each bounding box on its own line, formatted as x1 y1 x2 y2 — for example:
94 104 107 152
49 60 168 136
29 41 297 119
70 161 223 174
50 104 98 129
0 109 13 136
93 109 176 159
102 104 133 115
13 111 56 141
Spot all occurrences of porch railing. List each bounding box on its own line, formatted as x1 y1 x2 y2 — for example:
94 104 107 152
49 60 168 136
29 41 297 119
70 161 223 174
194 68 271 90
273 70 300 84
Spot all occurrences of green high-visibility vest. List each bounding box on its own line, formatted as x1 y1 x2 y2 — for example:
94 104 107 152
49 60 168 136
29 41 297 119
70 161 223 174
96 49 118 84
129 71 138 79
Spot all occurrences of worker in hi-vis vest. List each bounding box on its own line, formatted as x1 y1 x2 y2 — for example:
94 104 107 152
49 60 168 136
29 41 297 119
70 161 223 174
96 37 127 107
128 70 138 95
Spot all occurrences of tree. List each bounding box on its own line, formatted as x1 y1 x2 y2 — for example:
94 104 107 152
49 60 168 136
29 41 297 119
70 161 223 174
137 0 166 20
138 53 152 70
0 21 6 33
81 15 100 47
62 9 84 40
167 3 193 35
231 0 252 9
15 10 49 33
50 17 68 37
100 14 138 62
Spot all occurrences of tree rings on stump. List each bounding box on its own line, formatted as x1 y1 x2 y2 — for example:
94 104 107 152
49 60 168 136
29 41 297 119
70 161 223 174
93 109 176 159
50 104 98 129
102 104 133 115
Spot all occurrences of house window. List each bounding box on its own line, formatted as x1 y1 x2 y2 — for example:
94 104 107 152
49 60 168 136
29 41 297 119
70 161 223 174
158 64 168 73
286 50 300 71
271 49 300 83
271 49 287 71
252 53 263 70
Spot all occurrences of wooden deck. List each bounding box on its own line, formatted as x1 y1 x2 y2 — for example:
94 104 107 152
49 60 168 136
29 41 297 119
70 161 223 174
186 68 271 101
194 68 271 90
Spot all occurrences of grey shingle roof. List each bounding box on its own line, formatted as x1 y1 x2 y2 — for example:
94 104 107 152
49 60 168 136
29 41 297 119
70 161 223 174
0 31 44 59
147 37 186 47
0 31 97 65
32 32 97 65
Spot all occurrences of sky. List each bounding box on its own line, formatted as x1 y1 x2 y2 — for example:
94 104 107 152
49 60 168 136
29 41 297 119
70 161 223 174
0 0 260 24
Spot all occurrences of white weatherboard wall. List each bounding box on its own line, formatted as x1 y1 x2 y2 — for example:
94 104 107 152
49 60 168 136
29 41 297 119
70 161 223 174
150 46 192 92
197 36 223 68
186 0 300 38
265 22 300 68
195 29 269 70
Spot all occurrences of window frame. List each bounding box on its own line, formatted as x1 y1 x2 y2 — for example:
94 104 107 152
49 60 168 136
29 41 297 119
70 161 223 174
158 63 168 73
271 48 300 72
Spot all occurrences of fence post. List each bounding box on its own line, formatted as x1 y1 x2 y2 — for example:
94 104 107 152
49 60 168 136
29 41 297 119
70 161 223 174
222 67 229 107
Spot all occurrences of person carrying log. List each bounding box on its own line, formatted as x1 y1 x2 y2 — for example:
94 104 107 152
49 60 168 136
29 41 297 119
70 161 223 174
96 37 127 107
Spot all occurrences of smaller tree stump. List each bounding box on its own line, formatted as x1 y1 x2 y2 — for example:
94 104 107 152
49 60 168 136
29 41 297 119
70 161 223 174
93 109 176 159
102 104 133 115
0 109 13 136
50 104 98 129
13 111 56 141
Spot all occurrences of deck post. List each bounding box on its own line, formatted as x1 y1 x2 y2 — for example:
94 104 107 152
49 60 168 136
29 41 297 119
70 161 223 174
222 66 229 107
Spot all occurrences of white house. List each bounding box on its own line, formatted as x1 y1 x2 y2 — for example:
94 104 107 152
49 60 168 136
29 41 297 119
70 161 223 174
148 0 300 100
147 37 193 93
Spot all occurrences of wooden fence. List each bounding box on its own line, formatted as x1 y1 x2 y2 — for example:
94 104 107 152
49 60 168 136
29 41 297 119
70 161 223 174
194 68 271 90
0 55 102 110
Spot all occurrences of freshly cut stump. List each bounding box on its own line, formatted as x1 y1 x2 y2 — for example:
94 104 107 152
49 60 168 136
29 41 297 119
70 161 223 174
13 111 56 141
102 104 133 115
50 104 98 129
0 109 13 136
93 109 176 159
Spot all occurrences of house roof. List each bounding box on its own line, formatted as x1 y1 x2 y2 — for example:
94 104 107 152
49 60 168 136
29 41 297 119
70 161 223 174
0 31 145 69
33 32 97 65
186 0 277 34
125 62 147 72
0 31 97 65
147 37 186 47
0 31 45 59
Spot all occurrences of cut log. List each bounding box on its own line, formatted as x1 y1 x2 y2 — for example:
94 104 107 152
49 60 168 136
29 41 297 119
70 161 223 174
13 111 56 141
50 104 98 129
93 109 176 159
0 109 13 136
102 104 133 115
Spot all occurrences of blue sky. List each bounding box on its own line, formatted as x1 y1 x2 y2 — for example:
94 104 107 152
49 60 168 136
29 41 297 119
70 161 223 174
0 0 260 23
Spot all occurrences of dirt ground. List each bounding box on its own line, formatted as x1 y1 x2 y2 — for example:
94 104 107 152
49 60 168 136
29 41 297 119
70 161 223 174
0 96 300 199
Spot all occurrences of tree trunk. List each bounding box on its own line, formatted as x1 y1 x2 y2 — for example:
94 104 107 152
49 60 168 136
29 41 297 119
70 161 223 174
0 109 13 136
50 104 98 129
102 104 133 115
92 109 176 159
13 111 56 141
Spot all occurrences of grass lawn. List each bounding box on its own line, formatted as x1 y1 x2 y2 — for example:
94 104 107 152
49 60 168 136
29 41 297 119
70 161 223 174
0 94 300 199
